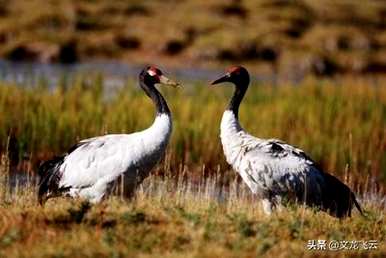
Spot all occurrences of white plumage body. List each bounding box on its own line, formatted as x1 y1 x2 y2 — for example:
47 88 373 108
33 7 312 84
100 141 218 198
213 66 362 217
54 114 172 203
220 110 325 213
38 66 180 205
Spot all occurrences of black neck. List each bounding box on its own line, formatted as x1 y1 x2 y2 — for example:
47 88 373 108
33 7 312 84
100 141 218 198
227 79 249 119
140 75 170 116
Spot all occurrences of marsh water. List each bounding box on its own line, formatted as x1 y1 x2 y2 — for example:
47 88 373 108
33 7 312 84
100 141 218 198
0 59 222 88
0 59 285 90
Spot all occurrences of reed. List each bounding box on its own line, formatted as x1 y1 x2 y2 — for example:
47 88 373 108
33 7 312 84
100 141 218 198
0 78 385 256
0 75 385 192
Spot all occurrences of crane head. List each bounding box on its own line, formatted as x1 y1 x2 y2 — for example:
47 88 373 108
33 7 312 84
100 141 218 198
145 66 180 88
211 66 249 86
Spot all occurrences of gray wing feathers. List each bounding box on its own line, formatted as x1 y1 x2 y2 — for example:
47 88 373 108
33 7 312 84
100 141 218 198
238 138 324 202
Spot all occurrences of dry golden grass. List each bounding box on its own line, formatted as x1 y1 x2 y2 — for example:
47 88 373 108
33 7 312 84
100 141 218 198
0 74 385 257
0 169 385 258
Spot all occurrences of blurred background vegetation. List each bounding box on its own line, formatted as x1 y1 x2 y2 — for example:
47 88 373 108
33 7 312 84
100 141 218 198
0 0 385 77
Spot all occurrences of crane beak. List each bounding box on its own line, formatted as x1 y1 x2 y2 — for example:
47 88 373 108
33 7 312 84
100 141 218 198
159 75 180 88
211 73 230 85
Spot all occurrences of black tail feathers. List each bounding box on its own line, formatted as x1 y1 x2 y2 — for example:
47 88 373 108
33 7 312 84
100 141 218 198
351 192 365 217
321 173 365 218
37 156 64 205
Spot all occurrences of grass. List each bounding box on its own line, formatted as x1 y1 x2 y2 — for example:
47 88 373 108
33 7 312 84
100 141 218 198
0 75 385 190
0 169 385 257
0 74 385 257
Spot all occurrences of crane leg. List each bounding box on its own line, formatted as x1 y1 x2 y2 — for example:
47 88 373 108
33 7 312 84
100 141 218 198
261 199 274 215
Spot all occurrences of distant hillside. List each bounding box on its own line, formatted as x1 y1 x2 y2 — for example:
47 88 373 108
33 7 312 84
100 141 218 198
0 0 385 76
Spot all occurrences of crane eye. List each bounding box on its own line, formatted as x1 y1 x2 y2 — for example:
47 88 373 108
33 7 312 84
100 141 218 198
147 66 163 78
147 69 157 76
227 66 241 75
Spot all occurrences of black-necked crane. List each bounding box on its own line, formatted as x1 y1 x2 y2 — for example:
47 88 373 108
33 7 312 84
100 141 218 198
38 66 180 204
211 66 363 218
